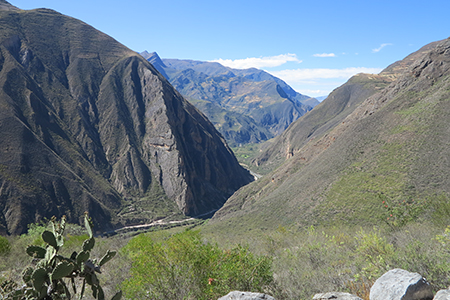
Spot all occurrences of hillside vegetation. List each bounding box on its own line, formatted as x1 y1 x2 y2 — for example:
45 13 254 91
253 40 440 173
205 38 450 239
3 220 450 300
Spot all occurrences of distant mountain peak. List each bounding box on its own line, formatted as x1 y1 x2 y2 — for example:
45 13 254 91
0 0 19 10
140 51 168 78
140 51 165 66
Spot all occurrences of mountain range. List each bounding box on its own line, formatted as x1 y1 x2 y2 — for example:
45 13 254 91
251 41 440 172
140 51 319 146
0 0 253 234
2 0 449 240
206 37 450 236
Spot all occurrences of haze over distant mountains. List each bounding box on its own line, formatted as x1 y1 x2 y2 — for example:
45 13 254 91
0 1 253 234
141 51 319 146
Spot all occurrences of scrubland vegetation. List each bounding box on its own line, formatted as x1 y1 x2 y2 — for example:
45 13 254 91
2 215 450 300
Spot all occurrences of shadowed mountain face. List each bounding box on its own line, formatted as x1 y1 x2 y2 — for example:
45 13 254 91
206 38 450 235
141 51 318 147
0 3 253 234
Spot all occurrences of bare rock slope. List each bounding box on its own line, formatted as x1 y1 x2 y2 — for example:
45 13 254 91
0 2 253 234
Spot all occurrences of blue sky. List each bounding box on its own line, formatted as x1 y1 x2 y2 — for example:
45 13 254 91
11 0 450 98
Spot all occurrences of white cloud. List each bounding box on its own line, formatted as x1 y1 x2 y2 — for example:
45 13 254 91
299 89 331 96
267 67 384 97
268 67 383 82
313 53 336 57
210 53 301 69
372 43 393 53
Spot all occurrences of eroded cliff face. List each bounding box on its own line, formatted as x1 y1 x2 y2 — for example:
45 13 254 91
141 52 314 147
98 56 251 216
0 5 252 234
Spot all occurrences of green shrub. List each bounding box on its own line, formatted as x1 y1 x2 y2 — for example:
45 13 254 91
0 236 10 256
121 230 273 300
353 229 395 281
263 225 450 300
0 215 122 300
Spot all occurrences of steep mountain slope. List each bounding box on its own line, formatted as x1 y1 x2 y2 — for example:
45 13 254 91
253 41 440 173
206 38 450 236
141 52 317 146
0 3 253 234
0 0 16 10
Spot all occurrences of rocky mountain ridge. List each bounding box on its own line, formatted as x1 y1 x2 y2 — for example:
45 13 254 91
141 51 318 146
206 37 450 235
0 2 253 234
252 40 441 172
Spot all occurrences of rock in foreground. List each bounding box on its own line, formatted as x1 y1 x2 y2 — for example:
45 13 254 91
313 292 363 300
218 291 275 300
433 289 450 300
370 269 433 300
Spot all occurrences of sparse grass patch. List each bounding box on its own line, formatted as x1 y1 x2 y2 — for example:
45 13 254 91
256 224 450 300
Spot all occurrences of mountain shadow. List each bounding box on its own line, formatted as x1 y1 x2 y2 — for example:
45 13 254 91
0 2 253 234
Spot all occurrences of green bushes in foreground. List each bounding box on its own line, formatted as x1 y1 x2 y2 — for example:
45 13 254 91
0 215 122 300
0 236 10 256
3 219 450 300
264 225 450 300
121 230 273 300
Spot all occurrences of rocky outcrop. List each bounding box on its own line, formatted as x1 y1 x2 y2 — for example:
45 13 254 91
218 291 275 300
313 292 363 300
433 289 450 300
0 2 253 234
141 52 315 146
369 269 433 300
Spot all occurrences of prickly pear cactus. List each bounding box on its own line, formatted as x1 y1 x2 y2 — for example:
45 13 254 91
5 214 122 300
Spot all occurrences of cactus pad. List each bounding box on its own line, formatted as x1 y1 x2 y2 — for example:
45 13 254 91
42 230 58 249
31 267 47 291
84 214 93 238
77 250 90 266
26 245 46 258
82 237 95 252
51 261 74 280
111 290 123 300
99 250 116 266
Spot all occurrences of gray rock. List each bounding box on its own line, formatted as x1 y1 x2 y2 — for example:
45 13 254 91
434 289 450 300
370 269 433 300
313 292 363 300
218 291 275 300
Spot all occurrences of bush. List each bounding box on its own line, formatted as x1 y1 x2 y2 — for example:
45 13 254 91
0 236 10 256
121 230 273 300
264 225 450 300
0 215 122 300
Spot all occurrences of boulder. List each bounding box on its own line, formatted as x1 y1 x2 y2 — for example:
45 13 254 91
313 292 363 299
218 291 275 300
433 289 450 300
370 269 433 300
